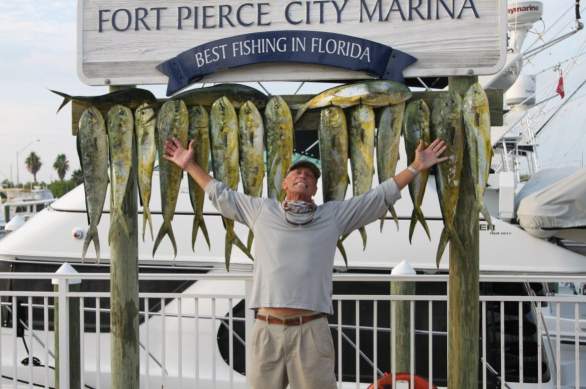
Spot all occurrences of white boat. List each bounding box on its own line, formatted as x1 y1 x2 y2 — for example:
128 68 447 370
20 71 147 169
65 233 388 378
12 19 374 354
0 188 54 239
1 1 585 388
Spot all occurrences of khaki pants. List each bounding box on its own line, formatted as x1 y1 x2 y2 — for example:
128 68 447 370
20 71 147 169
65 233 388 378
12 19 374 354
248 316 337 389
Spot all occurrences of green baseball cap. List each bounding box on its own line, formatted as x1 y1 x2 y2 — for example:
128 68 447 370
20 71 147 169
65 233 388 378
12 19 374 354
287 159 321 180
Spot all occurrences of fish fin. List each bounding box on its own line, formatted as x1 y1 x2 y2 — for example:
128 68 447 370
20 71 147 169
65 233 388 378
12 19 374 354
416 208 431 240
480 203 493 229
247 230 254 251
435 227 449 268
224 232 233 272
447 222 465 255
224 224 253 271
191 215 199 252
76 137 92 226
389 206 400 231
50 90 72 113
409 210 417 244
192 214 210 251
231 232 254 261
152 222 177 258
82 225 100 264
359 227 367 251
142 206 153 241
200 216 211 249
336 240 349 268
294 104 309 123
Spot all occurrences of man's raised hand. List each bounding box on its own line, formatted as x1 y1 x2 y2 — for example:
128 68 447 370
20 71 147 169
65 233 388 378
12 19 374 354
414 139 449 171
164 137 195 170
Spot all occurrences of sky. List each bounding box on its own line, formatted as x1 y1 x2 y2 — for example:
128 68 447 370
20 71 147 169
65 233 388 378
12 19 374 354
0 0 585 184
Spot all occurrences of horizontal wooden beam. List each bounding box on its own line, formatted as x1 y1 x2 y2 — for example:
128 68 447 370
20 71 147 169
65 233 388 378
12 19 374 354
70 89 503 135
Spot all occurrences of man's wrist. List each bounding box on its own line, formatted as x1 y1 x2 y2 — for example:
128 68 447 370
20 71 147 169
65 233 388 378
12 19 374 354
183 159 197 172
407 165 419 176
409 161 424 174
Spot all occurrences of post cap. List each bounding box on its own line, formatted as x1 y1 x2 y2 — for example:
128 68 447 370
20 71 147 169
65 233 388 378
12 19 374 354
391 260 416 276
52 262 82 285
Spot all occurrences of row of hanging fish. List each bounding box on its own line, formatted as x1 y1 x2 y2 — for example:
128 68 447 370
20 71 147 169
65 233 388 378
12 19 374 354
301 81 492 267
62 84 297 270
406 83 492 266
61 80 491 270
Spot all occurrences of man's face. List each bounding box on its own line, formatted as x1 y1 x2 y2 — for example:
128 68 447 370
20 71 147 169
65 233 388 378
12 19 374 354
282 167 318 199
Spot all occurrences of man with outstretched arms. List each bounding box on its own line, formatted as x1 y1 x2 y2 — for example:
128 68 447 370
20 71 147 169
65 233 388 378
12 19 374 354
164 137 447 389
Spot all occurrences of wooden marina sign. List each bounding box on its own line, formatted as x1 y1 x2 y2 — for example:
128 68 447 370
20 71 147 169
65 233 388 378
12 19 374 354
78 0 507 89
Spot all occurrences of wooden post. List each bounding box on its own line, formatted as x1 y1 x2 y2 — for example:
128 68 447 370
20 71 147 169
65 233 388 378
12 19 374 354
109 85 140 389
447 76 480 389
390 260 415 375
52 263 81 389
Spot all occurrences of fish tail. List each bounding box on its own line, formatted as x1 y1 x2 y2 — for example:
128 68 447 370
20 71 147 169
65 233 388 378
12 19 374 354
358 227 367 251
82 225 100 263
246 229 255 251
224 232 233 272
142 215 147 242
435 227 449 268
480 203 493 229
142 206 154 241
191 216 199 252
50 90 72 113
230 229 254 261
200 216 211 249
409 210 417 244
191 214 210 251
446 222 465 256
389 206 400 231
224 222 254 268
416 208 431 240
336 240 349 268
294 105 308 123
152 221 177 258
50 89 72 112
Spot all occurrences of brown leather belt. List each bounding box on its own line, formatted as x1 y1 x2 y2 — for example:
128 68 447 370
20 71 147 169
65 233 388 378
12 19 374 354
256 313 325 326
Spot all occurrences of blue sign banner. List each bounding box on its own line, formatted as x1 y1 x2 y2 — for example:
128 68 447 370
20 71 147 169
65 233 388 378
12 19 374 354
157 30 417 96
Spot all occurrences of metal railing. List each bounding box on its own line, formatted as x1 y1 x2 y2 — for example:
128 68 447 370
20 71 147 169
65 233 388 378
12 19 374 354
1 272 585 389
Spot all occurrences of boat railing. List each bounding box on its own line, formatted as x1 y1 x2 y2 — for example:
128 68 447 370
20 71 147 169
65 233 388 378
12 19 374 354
1 272 585 389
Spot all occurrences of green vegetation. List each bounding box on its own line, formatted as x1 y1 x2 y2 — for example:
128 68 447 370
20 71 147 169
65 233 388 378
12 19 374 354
48 179 77 198
25 151 42 183
53 154 70 181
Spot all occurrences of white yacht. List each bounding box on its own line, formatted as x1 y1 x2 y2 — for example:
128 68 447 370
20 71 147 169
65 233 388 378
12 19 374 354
0 188 54 239
0 1 585 388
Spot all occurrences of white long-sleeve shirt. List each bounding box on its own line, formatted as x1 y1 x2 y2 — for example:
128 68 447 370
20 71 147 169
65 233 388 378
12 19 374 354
205 179 401 314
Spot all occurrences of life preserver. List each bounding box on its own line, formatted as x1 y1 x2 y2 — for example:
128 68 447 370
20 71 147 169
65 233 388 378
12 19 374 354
367 372 438 389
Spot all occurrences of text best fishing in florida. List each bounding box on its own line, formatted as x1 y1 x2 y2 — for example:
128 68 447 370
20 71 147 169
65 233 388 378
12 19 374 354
96 0 481 32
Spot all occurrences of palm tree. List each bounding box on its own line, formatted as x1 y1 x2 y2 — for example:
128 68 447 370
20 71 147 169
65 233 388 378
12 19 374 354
25 152 42 183
71 169 84 186
53 154 70 181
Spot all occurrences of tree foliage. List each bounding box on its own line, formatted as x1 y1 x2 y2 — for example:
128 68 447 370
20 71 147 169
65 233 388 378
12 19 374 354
71 169 84 185
25 152 42 183
53 154 70 181
48 180 77 198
